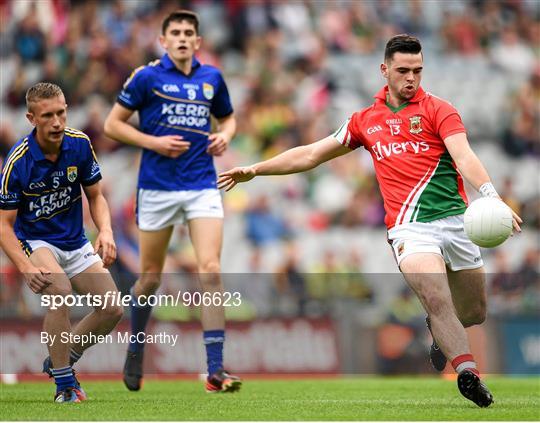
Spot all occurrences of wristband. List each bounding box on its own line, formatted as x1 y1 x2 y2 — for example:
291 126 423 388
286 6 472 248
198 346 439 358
479 182 499 198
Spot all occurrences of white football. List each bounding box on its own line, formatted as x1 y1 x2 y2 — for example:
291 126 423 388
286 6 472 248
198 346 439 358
464 197 513 248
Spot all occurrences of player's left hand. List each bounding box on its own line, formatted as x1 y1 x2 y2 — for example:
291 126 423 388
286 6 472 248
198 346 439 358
207 132 231 156
94 229 117 267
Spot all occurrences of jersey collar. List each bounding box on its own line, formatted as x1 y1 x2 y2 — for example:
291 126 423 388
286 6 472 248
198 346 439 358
374 85 426 103
28 129 69 161
161 53 201 72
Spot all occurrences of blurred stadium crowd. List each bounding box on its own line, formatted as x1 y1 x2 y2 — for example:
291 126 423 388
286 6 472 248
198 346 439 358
0 0 538 323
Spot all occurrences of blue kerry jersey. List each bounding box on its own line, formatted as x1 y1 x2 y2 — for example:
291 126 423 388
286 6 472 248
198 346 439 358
117 54 233 191
0 128 102 251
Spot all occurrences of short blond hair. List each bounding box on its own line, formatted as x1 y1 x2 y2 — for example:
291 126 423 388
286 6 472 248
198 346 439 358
26 82 64 111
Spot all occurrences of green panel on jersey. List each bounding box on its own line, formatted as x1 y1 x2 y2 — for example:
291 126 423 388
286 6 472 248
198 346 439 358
385 101 409 113
413 151 467 223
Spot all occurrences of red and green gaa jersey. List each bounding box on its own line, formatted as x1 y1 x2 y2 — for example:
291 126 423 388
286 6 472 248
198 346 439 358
334 86 468 229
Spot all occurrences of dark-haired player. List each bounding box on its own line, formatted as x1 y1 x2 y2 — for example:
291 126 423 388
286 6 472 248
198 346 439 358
218 34 522 407
104 10 240 393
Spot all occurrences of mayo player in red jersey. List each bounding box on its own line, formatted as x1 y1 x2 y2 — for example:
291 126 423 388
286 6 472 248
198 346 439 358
218 35 522 407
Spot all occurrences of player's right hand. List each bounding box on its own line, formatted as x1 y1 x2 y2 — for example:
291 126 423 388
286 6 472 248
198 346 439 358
151 135 190 158
496 197 523 234
22 266 52 294
509 207 523 234
217 166 256 191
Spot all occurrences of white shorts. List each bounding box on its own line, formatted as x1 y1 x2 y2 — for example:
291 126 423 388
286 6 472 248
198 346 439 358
26 240 101 279
137 189 224 231
387 214 484 271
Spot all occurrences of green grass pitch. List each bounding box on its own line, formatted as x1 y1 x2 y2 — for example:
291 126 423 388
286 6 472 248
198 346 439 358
1 376 539 421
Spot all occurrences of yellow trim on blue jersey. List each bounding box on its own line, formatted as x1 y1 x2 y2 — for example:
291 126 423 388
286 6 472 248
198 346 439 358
64 127 88 134
18 240 31 257
123 65 145 89
2 139 28 174
22 185 71 196
64 128 99 163
152 89 211 105
123 60 160 89
156 122 211 136
65 127 89 135
27 195 82 222
63 133 89 140
87 140 99 163
64 127 90 140
2 143 29 194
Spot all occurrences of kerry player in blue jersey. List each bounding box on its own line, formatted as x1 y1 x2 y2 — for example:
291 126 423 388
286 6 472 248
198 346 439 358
0 83 122 402
104 10 240 393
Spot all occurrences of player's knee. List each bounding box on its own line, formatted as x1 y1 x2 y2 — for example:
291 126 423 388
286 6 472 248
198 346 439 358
139 274 162 294
197 261 222 291
472 310 486 325
47 284 72 298
100 304 123 323
142 279 161 294
198 260 220 274
473 296 487 324
421 292 451 316
463 304 486 326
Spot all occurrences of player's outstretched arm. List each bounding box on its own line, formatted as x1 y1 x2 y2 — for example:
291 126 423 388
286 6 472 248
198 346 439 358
104 104 190 158
218 135 350 191
0 209 52 292
444 133 522 232
83 181 116 267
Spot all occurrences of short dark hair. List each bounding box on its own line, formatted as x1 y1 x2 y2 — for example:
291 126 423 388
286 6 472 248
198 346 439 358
384 34 422 62
162 10 199 35
26 82 64 111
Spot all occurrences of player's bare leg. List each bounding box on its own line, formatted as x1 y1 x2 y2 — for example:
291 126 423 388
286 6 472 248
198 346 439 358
135 226 174 297
426 266 486 371
447 266 487 328
401 253 493 407
188 217 241 393
42 261 122 400
30 249 71 368
188 218 224 329
69 261 123 353
401 253 470 360
30 248 82 401
123 226 173 391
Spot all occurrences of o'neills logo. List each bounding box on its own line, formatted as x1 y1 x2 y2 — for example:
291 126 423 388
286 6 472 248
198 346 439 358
371 140 429 161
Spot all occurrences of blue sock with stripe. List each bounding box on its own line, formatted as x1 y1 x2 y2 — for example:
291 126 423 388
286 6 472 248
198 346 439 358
204 330 225 375
51 366 77 393
128 287 153 353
